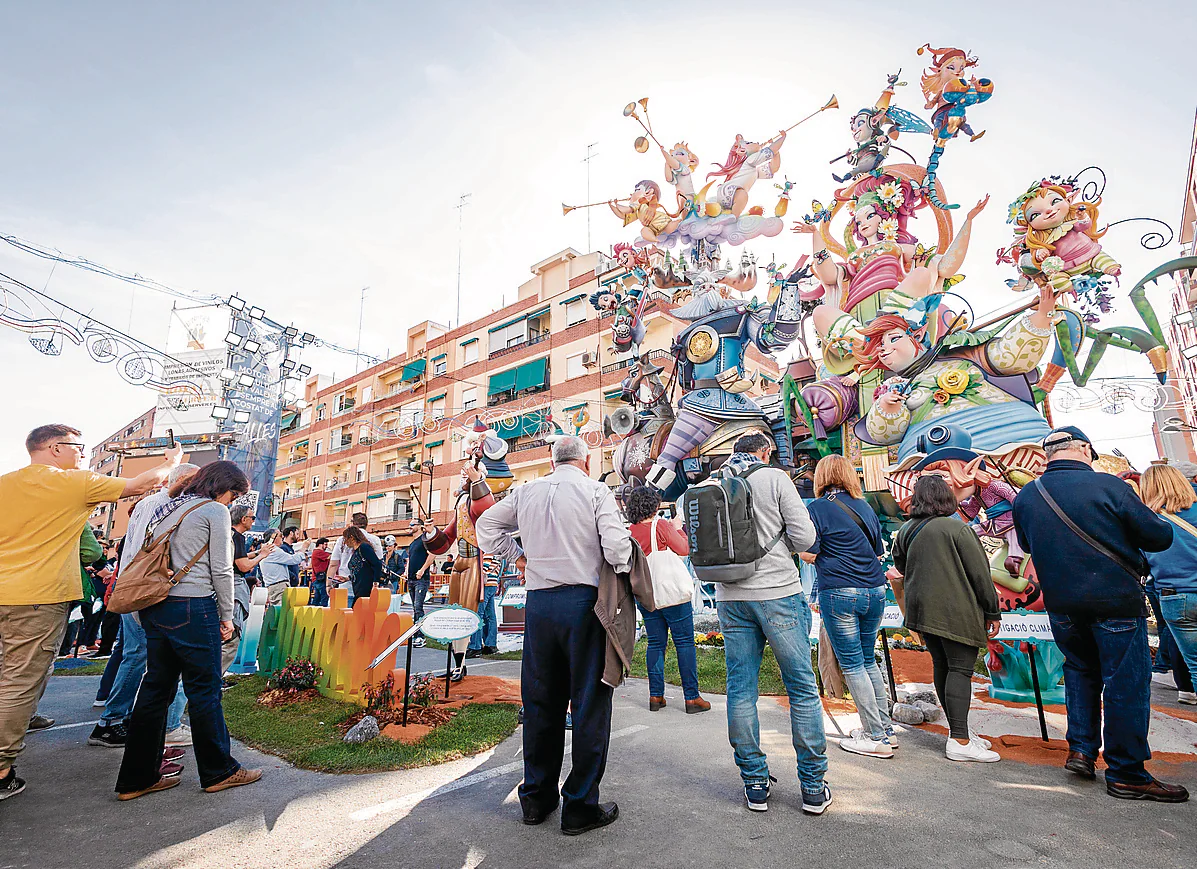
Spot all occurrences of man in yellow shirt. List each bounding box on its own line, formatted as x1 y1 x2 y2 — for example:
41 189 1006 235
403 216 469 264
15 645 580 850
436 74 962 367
0 424 184 801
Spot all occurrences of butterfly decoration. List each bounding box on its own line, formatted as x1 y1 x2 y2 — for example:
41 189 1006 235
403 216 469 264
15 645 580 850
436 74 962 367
802 200 832 225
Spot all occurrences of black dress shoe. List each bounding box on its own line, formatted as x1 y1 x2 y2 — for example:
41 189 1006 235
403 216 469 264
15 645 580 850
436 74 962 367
1106 778 1189 802
464 648 481 659
521 801 558 825
561 802 619 836
1064 750 1096 780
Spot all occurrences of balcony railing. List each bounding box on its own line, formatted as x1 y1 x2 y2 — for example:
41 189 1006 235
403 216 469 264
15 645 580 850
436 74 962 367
332 399 357 417
329 441 353 453
509 438 549 454
369 469 417 484
601 348 671 375
488 332 549 361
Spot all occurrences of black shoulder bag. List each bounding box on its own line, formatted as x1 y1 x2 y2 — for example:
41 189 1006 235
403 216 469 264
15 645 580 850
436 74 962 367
826 493 880 553
1033 479 1144 583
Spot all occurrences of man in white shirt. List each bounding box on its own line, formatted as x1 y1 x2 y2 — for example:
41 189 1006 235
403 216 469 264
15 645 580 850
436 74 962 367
328 513 384 605
259 530 306 606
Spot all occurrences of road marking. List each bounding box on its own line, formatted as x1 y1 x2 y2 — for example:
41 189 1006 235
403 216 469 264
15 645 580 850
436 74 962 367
37 721 95 733
349 724 649 822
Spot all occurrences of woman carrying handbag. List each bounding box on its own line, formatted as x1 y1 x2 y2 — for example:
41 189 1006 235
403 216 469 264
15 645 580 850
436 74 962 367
626 486 710 714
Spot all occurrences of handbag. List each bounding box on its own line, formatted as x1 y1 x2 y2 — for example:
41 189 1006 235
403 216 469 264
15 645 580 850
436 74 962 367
1033 479 1145 582
644 517 694 608
107 500 213 615
826 493 880 553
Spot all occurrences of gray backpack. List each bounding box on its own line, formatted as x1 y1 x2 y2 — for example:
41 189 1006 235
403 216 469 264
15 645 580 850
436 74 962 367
679 465 783 583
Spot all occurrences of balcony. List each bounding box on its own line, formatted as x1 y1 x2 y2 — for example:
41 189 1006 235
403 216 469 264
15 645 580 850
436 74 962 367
370 469 417 484
488 332 549 361
509 438 549 454
332 399 357 417
329 440 353 453
601 348 671 376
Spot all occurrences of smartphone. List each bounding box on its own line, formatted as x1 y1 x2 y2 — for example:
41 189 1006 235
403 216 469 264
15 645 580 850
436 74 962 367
167 428 177 448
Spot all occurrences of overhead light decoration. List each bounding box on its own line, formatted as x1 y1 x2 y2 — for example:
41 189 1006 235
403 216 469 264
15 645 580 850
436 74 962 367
283 326 299 339
1182 345 1197 361
211 405 231 421
297 364 312 376
218 368 236 383
301 332 316 345
248 306 265 321
295 399 309 411
233 410 251 424
242 339 261 354
227 295 246 312
1176 309 1195 327
223 330 243 348
279 358 296 373
237 373 256 387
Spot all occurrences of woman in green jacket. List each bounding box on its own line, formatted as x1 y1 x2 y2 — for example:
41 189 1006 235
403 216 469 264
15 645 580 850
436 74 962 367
893 475 1001 763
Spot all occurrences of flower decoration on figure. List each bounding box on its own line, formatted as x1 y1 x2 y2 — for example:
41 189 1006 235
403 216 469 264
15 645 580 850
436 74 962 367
916 44 994 210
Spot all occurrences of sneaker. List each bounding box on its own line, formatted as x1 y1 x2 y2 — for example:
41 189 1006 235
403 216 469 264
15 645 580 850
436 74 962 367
968 730 992 750
1178 691 1197 705
203 767 262 793
744 776 776 812
27 714 55 731
451 664 467 683
164 725 193 747
92 699 107 708
840 730 893 758
884 728 899 750
411 637 426 648
0 769 26 801
159 760 184 779
946 736 1001 763
88 723 128 748
162 747 186 762
801 784 834 815
220 678 235 692
1151 672 1178 690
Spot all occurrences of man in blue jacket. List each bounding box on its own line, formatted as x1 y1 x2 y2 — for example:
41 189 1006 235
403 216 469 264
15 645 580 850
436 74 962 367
1013 426 1186 802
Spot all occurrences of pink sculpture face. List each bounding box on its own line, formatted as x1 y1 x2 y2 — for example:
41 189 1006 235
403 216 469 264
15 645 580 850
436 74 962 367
632 183 655 206
942 56 968 77
877 327 920 370
854 204 883 241
1023 190 1070 231
595 291 620 311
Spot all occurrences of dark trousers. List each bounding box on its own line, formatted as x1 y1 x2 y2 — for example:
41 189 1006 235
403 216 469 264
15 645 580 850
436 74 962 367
520 585 613 822
95 628 124 702
96 610 121 656
310 573 329 607
1049 613 1152 785
1147 589 1193 691
923 633 980 741
115 597 239 793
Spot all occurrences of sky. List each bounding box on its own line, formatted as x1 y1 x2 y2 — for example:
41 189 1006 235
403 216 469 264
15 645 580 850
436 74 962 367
1 0 1195 471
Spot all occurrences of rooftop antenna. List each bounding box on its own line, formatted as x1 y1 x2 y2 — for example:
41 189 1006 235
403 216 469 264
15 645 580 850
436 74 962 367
582 143 599 252
455 193 472 326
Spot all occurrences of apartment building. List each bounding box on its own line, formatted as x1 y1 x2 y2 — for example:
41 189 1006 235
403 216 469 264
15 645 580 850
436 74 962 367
88 407 157 538
273 247 778 543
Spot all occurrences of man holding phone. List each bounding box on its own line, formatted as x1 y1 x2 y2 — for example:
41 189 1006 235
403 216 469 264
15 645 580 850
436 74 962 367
406 519 434 647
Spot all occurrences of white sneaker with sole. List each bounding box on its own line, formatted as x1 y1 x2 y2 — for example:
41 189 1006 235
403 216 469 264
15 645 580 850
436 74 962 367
968 730 992 749
164 725 193 747
946 737 1000 763
840 729 893 758
1178 691 1197 705
1152 672 1178 689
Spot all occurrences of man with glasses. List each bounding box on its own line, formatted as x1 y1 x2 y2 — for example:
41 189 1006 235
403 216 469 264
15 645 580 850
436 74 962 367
0 424 183 801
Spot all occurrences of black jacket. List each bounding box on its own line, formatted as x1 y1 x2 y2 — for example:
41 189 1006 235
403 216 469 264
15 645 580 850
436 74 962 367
348 544 383 601
1012 460 1173 618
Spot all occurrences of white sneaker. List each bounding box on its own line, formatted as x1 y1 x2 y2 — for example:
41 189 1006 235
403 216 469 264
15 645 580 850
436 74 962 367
840 732 893 758
945 736 1000 763
884 728 899 750
92 699 106 708
411 637 426 648
1152 672 1178 690
164 725 193 747
968 730 992 750
1178 691 1197 705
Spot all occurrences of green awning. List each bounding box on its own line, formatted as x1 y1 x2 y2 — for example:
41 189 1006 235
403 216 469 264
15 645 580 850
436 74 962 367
431 353 447 362
461 337 478 346
496 409 548 440
559 293 586 305
427 393 446 402
280 412 298 429
514 357 549 392
426 440 445 448
489 315 526 334
367 493 387 500
488 368 518 395
400 359 426 381
604 389 623 399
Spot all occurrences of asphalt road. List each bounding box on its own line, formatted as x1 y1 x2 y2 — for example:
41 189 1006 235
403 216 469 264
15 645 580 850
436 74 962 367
4 665 1196 869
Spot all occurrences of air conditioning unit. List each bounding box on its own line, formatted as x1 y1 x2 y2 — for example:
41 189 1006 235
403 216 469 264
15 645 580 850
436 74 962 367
582 351 599 369
359 436 375 445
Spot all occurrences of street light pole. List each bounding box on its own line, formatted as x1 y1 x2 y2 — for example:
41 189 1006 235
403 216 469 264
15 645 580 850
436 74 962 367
582 143 599 253
455 194 472 326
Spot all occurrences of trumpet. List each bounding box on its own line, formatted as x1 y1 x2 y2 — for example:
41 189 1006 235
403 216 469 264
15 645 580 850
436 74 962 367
779 94 839 135
624 97 664 153
562 198 629 216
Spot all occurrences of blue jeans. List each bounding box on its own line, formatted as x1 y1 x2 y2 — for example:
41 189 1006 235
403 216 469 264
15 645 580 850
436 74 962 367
116 596 239 793
1048 613 1152 785
818 586 892 740
718 593 827 794
469 585 499 651
101 613 187 731
310 574 328 607
95 627 124 702
637 601 700 701
1147 588 1193 690
410 578 430 634
1159 591 1197 693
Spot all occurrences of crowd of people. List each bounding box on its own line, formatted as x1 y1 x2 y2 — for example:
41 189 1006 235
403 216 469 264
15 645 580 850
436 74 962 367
1 423 1194 821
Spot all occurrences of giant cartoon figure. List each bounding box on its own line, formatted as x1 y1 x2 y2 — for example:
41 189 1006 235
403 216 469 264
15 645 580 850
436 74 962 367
916 43 993 210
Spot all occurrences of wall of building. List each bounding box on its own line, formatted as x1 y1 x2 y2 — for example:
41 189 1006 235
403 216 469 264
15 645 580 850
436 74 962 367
88 407 157 538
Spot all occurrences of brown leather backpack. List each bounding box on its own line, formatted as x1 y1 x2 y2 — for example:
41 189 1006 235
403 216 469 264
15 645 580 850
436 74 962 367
107 500 213 614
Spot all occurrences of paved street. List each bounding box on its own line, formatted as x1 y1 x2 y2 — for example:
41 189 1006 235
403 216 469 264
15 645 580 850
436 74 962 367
5 666 1196 869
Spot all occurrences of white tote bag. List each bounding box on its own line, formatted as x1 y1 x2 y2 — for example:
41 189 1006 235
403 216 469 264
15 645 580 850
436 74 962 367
645 517 694 608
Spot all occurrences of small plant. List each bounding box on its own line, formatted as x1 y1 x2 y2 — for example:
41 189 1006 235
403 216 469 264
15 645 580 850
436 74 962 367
363 673 398 715
408 673 438 709
268 658 321 694
695 631 724 647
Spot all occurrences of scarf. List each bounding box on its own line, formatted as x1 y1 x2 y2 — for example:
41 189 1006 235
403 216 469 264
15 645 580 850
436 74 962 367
721 452 763 479
146 493 202 540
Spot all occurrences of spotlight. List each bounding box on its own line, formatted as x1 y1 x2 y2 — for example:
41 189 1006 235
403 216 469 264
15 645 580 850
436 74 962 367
211 405 231 421
279 359 296 373
242 339 261 354
227 296 246 312
248 306 265 320
233 410 251 424
218 368 236 383
1177 310 1195 327
301 332 316 345
297 364 312 376
295 399 309 411
283 326 299 339
223 331 243 347
237 373 256 387
1183 345 1197 361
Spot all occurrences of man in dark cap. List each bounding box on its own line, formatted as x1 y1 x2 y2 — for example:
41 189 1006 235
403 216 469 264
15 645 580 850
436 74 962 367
1013 426 1186 802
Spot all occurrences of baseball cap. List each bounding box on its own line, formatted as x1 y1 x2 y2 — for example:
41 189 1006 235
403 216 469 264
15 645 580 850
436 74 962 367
384 535 397 546
1043 425 1098 459
1171 459 1197 481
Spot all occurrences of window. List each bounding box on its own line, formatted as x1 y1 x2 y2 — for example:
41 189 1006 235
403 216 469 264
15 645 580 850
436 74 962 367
314 440 323 456
311 474 321 491
299 408 312 427
399 400 424 430
492 319 527 350
430 443 444 465
384 461 398 478
394 498 412 521
566 352 585 379
566 299 586 326
433 355 447 376
358 424 371 441
361 385 373 404
462 340 479 365
307 512 317 529
430 396 446 420
355 463 366 483
368 493 393 521
462 387 478 411
430 489 442 512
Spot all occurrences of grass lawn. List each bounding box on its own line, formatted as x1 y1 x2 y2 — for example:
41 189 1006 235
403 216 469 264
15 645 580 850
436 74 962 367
222 676 519 773
53 659 108 676
629 638 785 696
